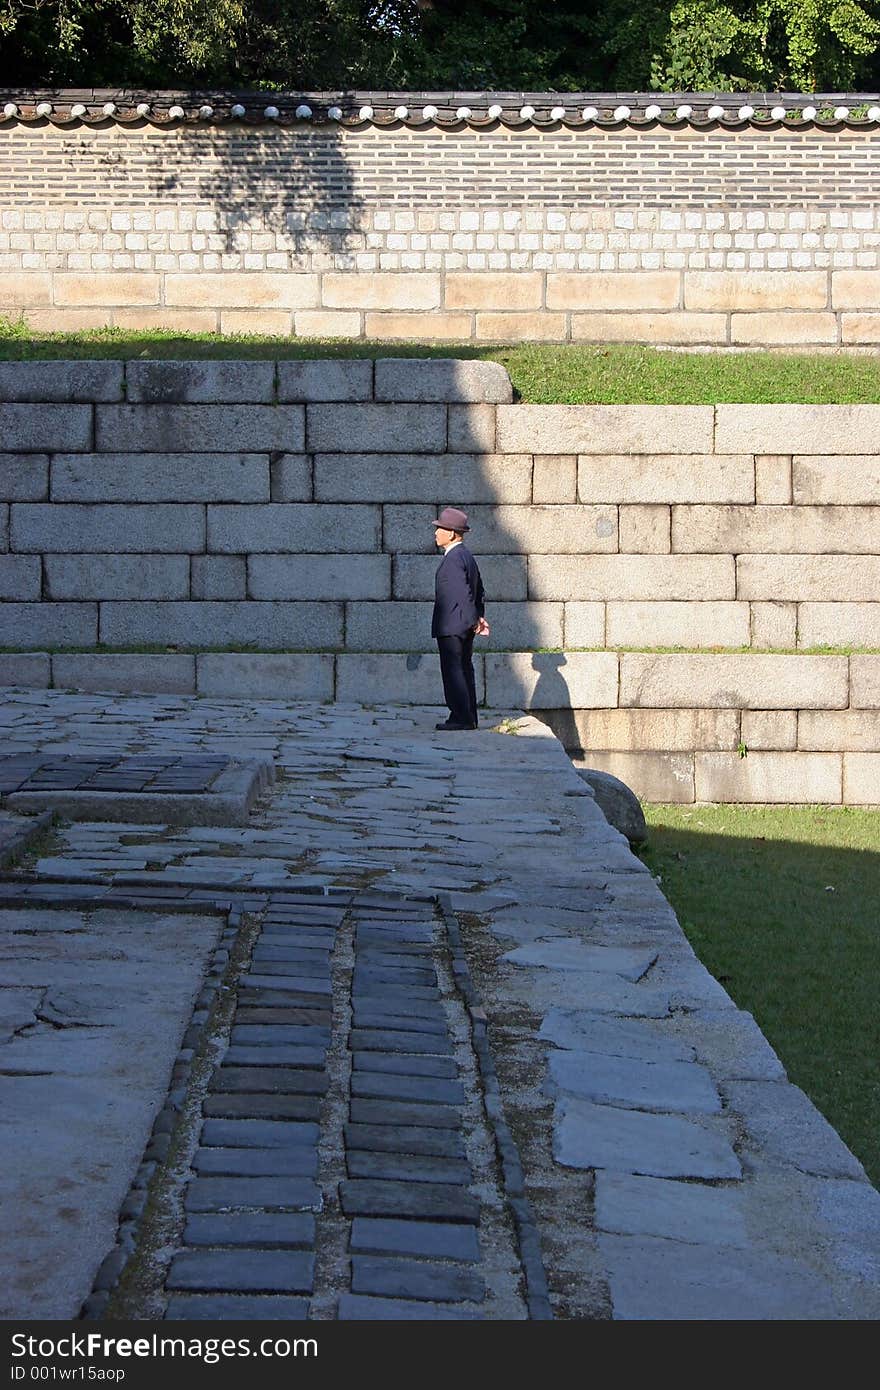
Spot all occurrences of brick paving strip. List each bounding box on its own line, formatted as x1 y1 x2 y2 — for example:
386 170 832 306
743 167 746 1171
29 882 539 1320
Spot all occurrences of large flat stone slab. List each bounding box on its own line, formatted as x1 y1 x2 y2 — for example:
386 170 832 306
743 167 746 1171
505 940 658 981
554 1098 742 1179
599 1233 839 1320
539 1010 694 1063
546 1051 721 1114
595 1172 749 1247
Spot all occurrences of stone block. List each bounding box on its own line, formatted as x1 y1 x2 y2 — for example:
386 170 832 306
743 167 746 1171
350 1255 483 1303
792 455 880 504
619 505 670 554
12 503 205 553
731 312 838 345
53 273 160 306
484 651 617 708
841 313 880 344
270 456 311 502
0 272 51 307
562 602 605 647
736 555 880 601
0 554 41 599
363 312 472 340
572 708 739 752
571 313 725 344
393 553 526 601
345 600 562 652
740 710 797 751
553 1096 740 1178
529 554 735 601
831 271 880 309
578 454 753 505
723 1080 865 1179
0 602 97 646
475 312 566 341
125 361 275 403
0 362 123 402
0 455 49 500
498 405 714 455
684 270 827 311
750 601 797 648
45 554 190 599
196 654 334 699
52 654 196 695
0 404 92 452
294 310 362 338
595 1171 748 1246
314 453 531 504
715 405 880 455
322 273 440 311
114 309 219 333
95 405 305 453
798 603 880 648
606 601 750 648
672 504 879 554
0 503 7 550
547 272 680 311
383 503 616 554
374 359 512 403
99 601 343 649
851 656 880 708
249 554 390 600
277 360 373 402
445 272 543 310
0 652 50 687
208 504 379 554
447 404 496 453
220 309 291 336
798 710 880 751
573 750 695 802
335 652 448 704
350 1218 479 1263
191 556 247 600
165 273 319 309
843 753 880 804
51 454 270 503
306 403 446 453
23 309 110 333
755 455 792 504
620 652 849 709
533 455 577 503
694 751 842 802
547 1050 720 1113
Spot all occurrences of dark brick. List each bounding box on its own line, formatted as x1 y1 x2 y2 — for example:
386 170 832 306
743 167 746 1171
231 1024 330 1047
351 1073 464 1105
351 1028 453 1056
165 1295 310 1320
222 1045 326 1068
194 1147 318 1178
347 1152 470 1184
345 1124 465 1159
352 1009 447 1035
202 1094 321 1122
185 1177 321 1213
351 1256 484 1303
167 1249 315 1293
242 976 331 998
339 1180 479 1224
238 988 333 1009
353 964 437 986
349 1099 460 1130
235 1006 331 1026
350 1217 480 1262
352 1053 458 1080
213 1067 328 1095
201 1118 318 1148
184 1213 315 1249
352 983 440 1003
247 959 330 978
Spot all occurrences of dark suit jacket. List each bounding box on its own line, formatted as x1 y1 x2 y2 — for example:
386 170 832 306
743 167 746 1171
432 543 485 638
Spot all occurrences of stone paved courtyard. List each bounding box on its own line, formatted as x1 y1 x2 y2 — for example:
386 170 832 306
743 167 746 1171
1 688 878 1320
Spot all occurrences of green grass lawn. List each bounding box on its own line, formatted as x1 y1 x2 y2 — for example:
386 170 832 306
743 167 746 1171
640 805 880 1188
3 320 880 402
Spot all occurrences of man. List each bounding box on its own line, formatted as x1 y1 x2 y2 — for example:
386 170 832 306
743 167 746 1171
431 506 490 731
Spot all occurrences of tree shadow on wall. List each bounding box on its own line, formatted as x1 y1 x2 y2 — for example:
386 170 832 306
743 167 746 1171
145 104 365 270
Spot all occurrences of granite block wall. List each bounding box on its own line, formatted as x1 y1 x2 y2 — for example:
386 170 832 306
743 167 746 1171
0 357 878 803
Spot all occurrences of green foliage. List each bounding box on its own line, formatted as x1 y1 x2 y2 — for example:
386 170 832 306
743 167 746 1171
1 0 878 89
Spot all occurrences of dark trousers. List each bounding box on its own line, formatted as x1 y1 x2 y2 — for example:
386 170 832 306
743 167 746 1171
437 633 478 726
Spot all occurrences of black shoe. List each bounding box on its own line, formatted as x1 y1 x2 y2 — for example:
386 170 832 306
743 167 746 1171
435 720 476 731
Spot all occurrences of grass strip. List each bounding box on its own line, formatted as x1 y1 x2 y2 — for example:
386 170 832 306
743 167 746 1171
640 804 880 1188
3 323 880 403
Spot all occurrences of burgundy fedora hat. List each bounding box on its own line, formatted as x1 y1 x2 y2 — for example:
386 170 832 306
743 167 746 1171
433 506 470 531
